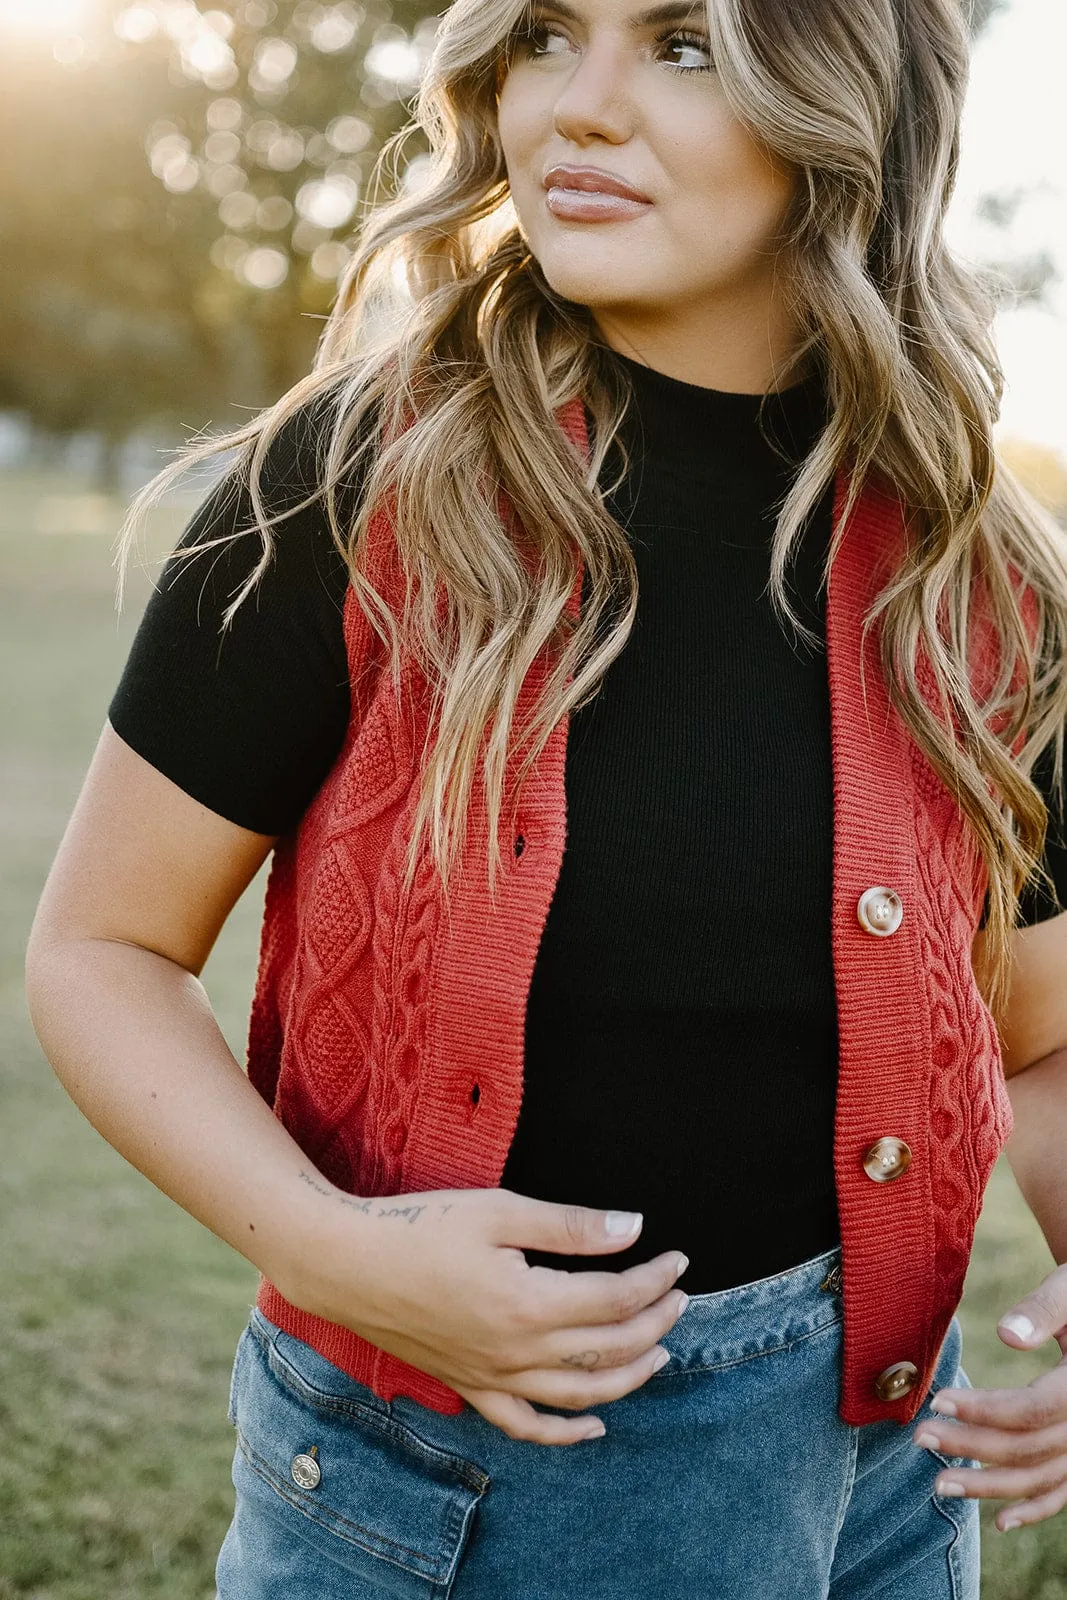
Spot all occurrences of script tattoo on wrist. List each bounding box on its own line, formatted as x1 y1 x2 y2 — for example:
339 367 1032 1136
296 1168 430 1225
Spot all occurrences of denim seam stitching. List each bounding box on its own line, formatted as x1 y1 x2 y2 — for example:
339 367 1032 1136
827 1419 860 1569
830 1493 944 1588
650 1310 843 1381
929 1480 973 1600
829 1445 976 1591
929 1446 982 1474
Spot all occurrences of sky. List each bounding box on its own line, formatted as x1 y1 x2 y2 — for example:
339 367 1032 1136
946 0 1067 454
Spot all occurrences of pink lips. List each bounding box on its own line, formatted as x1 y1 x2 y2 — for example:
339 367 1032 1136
542 164 653 204
542 164 654 223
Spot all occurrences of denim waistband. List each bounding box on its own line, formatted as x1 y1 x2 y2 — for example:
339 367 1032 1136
654 1243 844 1378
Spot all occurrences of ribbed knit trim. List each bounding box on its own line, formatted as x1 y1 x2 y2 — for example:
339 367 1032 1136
822 468 937 1425
607 347 830 488
248 395 1010 1430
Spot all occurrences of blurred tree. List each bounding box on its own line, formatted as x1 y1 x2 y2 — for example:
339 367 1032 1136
0 32 233 490
0 0 435 487
0 0 1052 487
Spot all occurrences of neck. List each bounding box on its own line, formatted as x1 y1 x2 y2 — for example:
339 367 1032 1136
592 281 809 395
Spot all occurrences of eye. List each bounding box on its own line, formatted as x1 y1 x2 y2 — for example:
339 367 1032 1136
658 28 713 72
513 20 573 60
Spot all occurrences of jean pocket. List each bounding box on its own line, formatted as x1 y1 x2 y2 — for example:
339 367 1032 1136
230 1313 490 1598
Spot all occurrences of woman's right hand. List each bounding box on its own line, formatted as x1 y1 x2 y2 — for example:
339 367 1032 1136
284 1185 690 1446
23 732 683 1449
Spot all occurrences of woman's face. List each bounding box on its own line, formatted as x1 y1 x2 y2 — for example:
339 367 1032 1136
496 0 804 387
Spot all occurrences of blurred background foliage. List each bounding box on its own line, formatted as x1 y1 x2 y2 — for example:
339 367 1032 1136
0 0 438 490
0 0 1062 504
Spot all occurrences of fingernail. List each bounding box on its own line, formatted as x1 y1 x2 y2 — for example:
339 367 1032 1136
914 1431 939 1449
999 1518 1021 1533
938 1480 965 1497
652 1349 671 1372
930 1394 958 1416
999 1313 1036 1341
676 1293 690 1315
605 1211 642 1236
580 1421 606 1440
675 1255 689 1278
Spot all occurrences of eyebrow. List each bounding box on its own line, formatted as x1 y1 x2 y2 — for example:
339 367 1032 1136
525 1 707 29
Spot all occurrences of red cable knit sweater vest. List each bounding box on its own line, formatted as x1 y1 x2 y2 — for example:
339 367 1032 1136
249 395 1030 1427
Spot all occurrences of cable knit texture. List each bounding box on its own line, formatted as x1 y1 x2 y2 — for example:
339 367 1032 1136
250 396 1034 1427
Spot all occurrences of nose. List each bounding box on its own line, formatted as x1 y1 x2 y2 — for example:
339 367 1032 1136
552 45 633 145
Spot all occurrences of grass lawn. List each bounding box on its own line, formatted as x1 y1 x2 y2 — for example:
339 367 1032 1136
2 463 1066 1597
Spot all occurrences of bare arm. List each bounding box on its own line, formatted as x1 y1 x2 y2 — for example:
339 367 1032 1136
981 910 1067 1268
24 721 688 1445
24 720 337 1289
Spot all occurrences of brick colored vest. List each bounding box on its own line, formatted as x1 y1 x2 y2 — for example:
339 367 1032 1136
249 395 1026 1427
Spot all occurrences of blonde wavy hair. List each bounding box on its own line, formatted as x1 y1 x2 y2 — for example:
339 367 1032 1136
116 0 1067 1026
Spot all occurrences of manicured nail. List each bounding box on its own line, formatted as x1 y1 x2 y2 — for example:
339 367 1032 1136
605 1211 642 1235
930 1394 958 1416
938 1481 965 1497
999 1313 1036 1342
914 1431 939 1449
652 1349 671 1371
999 1518 1021 1533
675 1255 689 1278
580 1421 606 1440
676 1293 690 1315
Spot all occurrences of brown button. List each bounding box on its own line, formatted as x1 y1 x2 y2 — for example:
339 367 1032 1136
856 886 904 936
862 1137 912 1183
874 1362 919 1402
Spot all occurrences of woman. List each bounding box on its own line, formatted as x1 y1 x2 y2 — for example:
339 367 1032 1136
24 0 1067 1594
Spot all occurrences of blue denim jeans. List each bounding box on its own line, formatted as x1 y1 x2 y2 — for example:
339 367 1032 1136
215 1243 980 1598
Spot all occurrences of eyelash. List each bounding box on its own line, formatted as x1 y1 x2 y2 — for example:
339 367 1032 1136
515 21 713 74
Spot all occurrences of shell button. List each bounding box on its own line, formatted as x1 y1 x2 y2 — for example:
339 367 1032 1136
873 1362 919 1402
857 886 904 937
862 1136 912 1183
290 1450 322 1490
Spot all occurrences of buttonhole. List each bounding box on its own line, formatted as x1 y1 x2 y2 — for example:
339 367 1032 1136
470 1082 480 1107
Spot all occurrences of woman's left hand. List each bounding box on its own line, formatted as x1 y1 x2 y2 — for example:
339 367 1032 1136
913 1262 1067 1532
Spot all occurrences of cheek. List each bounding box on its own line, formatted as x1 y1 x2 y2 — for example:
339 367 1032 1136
672 122 797 251
496 77 543 181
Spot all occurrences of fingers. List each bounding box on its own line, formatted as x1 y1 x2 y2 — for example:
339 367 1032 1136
917 1417 1067 1472
524 1249 690 1331
493 1188 645 1256
435 1253 688 1424
456 1385 610 1447
523 1281 687 1379
505 1338 674 1410
930 1454 1067 1507
479 1282 688 1415
929 1367 1067 1431
912 1400 1067 1529
992 1479 1067 1532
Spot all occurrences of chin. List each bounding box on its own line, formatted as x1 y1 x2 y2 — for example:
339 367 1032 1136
533 243 664 312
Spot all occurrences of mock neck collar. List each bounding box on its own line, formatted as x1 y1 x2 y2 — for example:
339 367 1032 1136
602 347 831 489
